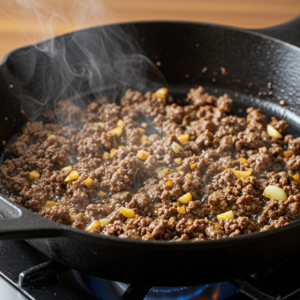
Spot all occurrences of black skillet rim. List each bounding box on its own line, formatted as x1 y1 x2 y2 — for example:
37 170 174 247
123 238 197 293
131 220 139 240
1 20 300 249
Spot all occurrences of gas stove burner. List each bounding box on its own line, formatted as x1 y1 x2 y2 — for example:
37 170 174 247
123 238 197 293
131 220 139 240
76 271 237 300
111 281 210 299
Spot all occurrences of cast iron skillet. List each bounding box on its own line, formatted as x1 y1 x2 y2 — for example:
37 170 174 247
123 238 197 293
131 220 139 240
0 16 300 286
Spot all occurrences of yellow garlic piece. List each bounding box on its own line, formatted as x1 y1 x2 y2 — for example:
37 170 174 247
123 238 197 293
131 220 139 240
233 168 252 179
172 142 183 154
263 185 287 201
97 191 107 197
267 124 283 139
29 170 40 179
137 127 145 134
153 87 168 99
178 134 189 143
177 192 192 204
117 119 126 127
64 171 79 182
120 207 135 218
157 167 169 179
85 220 100 232
174 157 182 165
177 206 186 215
137 150 150 161
61 166 72 172
97 122 106 128
217 210 234 220
99 218 109 226
109 126 123 137
238 158 248 164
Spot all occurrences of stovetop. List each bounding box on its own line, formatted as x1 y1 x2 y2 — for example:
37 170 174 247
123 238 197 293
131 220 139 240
1 239 300 300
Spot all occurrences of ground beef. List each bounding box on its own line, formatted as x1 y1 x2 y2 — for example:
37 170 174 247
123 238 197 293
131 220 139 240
261 217 289 231
1 87 297 242
86 204 111 219
219 217 258 237
38 206 70 224
248 153 272 172
205 226 228 240
258 199 286 223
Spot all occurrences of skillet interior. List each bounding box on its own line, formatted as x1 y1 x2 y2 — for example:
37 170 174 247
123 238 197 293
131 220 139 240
1 21 300 285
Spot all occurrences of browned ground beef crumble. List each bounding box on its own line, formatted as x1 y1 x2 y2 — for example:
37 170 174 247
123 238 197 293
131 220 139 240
1 86 298 241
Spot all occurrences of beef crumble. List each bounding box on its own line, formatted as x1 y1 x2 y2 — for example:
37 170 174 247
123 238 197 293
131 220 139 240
1 86 298 241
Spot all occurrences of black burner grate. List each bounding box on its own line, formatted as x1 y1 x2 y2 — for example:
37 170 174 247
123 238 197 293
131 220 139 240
1 240 300 300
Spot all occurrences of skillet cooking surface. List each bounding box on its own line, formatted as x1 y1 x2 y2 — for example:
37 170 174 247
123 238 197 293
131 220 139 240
0 21 300 285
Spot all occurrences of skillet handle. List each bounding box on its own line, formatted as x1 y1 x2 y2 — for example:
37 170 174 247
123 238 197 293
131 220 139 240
254 15 300 48
0 196 65 240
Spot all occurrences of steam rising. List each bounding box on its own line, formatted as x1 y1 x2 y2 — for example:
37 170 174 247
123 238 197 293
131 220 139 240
3 0 165 121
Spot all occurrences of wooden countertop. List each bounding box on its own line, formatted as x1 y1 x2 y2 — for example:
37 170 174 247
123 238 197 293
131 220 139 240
0 0 299 59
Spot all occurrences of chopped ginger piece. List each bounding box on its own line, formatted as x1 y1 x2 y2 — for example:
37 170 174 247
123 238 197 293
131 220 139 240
46 201 55 206
102 151 110 160
284 151 293 157
48 135 56 140
8 197 15 202
84 178 94 188
190 163 197 169
165 180 173 187
140 135 149 144
293 174 300 181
